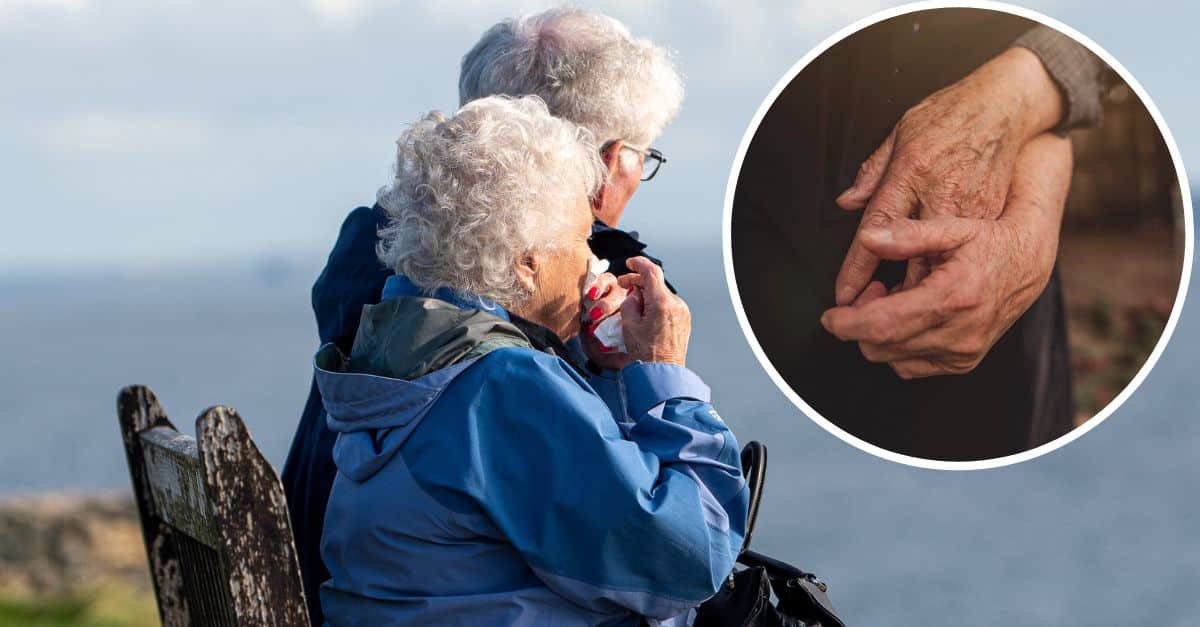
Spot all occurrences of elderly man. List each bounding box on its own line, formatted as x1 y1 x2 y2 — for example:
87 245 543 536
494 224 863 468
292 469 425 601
281 8 685 624
732 10 1114 460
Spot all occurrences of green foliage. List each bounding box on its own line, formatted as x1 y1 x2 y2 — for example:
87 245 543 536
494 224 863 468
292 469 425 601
0 584 158 627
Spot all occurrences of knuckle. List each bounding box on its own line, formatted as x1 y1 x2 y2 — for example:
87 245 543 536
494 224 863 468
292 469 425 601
932 297 954 321
861 210 896 230
896 147 935 177
959 336 989 360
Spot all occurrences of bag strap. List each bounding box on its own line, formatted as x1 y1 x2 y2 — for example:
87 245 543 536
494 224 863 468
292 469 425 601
739 441 768 554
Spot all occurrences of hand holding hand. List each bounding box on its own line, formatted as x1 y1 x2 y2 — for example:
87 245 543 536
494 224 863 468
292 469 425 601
616 257 691 367
821 133 1072 378
834 46 1065 305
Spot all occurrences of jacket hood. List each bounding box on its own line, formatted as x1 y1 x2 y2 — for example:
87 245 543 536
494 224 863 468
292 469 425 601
314 290 528 480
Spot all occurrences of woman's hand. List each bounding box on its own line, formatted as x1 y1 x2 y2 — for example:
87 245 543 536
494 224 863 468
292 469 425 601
581 272 633 370
617 257 691 367
833 46 1065 304
821 134 1071 378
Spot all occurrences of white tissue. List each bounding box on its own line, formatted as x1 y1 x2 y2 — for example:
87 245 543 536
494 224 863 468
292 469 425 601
592 315 627 353
583 257 628 353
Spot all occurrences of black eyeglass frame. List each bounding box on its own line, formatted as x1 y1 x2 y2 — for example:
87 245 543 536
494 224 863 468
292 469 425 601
601 140 667 181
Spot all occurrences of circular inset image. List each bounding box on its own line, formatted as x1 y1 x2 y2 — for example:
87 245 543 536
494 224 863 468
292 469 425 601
723 2 1191 468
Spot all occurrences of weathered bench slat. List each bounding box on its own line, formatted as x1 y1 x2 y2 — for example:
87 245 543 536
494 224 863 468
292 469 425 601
198 406 309 626
141 426 218 548
118 385 310 627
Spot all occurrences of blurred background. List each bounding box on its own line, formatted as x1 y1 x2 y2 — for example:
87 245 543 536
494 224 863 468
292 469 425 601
0 1 1196 626
1060 81 1184 421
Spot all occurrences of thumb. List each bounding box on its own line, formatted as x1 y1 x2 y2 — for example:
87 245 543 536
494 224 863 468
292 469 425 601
836 130 896 210
859 217 979 260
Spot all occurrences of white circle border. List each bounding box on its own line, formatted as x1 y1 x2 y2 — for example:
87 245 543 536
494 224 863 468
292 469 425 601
721 0 1195 471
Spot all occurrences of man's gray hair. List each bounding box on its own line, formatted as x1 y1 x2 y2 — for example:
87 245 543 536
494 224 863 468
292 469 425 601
376 96 605 308
459 6 684 147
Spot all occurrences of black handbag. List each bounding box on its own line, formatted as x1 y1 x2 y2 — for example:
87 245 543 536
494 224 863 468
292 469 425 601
692 442 848 627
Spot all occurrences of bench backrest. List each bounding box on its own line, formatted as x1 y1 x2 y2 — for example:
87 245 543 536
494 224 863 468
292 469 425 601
117 385 310 627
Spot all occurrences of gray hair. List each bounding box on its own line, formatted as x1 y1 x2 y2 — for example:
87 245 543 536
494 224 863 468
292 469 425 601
459 6 684 147
376 96 605 308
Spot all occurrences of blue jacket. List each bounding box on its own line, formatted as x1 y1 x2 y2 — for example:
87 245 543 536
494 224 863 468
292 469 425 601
314 275 748 626
282 205 677 625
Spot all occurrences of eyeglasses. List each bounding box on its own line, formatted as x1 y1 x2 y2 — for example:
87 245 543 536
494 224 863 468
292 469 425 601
601 140 667 181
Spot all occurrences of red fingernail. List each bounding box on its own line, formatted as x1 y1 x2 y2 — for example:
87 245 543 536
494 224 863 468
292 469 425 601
587 286 598 300
600 345 614 353
589 307 602 321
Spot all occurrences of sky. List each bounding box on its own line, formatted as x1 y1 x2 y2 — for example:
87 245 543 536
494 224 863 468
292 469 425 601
0 0 1196 275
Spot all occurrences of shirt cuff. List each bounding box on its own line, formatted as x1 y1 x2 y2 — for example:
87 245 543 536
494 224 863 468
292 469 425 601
1012 25 1107 132
620 361 711 417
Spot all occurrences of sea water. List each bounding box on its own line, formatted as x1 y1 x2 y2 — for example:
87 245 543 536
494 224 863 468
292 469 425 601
1 242 1196 626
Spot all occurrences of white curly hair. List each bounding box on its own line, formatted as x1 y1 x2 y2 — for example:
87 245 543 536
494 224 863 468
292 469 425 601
376 95 605 308
459 6 684 148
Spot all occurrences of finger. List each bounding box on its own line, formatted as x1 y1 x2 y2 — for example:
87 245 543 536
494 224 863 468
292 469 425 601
836 131 896 210
901 257 931 291
624 257 669 302
852 281 888 307
889 358 943 380
859 341 902 364
585 273 618 302
585 290 625 322
834 178 920 305
616 273 643 291
858 333 940 364
857 217 979 261
857 342 947 378
821 273 955 344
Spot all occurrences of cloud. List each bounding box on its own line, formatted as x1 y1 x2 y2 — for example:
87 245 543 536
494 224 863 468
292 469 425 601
0 0 1193 272
0 0 88 10
0 0 88 23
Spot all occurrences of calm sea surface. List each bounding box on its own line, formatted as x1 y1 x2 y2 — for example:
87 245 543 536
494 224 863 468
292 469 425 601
1 242 1196 626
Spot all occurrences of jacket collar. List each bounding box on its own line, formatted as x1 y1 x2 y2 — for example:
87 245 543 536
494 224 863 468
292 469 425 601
379 274 587 376
380 274 510 322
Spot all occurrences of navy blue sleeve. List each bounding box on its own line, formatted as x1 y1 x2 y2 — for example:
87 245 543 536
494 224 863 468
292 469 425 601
312 205 393 350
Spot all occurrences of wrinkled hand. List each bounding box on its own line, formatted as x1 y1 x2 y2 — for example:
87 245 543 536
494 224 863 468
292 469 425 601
581 271 633 370
616 257 691 367
834 46 1064 305
821 134 1072 379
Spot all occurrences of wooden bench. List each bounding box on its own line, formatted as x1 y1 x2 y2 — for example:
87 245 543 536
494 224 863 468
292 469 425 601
117 385 310 626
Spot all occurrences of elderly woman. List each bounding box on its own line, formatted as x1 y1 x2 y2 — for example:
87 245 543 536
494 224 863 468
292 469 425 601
314 95 747 626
